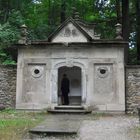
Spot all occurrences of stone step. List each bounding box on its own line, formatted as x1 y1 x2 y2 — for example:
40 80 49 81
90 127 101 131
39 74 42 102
29 114 81 136
55 105 84 110
29 128 77 135
47 109 91 114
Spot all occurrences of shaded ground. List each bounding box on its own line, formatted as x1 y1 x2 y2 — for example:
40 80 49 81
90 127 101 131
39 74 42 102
26 114 140 140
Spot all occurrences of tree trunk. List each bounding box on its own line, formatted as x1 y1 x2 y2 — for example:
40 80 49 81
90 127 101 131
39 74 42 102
136 0 140 62
116 0 121 23
60 0 66 23
122 0 129 64
48 0 51 25
2 0 11 23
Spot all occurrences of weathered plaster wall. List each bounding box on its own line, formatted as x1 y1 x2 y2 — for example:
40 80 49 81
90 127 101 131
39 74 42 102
0 64 140 114
16 45 125 111
0 65 16 108
126 66 140 114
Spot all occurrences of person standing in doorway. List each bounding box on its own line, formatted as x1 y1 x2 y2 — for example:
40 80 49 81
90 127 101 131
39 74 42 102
61 74 70 105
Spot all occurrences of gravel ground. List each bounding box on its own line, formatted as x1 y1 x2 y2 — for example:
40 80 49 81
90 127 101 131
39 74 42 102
25 114 140 140
78 115 140 140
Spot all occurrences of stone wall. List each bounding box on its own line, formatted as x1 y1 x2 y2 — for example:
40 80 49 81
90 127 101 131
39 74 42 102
0 65 16 108
126 66 140 114
0 64 140 113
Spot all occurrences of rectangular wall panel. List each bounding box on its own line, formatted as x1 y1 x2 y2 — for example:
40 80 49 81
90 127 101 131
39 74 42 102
22 64 46 104
94 64 116 104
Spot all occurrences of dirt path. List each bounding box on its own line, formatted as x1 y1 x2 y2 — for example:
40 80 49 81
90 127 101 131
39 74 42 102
79 115 140 140
26 114 140 140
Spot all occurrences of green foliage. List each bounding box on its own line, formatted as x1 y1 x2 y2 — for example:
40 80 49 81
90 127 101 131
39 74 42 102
0 48 16 65
0 109 46 140
0 9 24 64
0 23 18 46
0 119 32 128
128 47 137 64
8 10 25 27
0 10 24 46
0 0 138 64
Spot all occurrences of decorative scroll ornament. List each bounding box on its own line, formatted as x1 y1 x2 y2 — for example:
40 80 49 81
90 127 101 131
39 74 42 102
74 12 80 21
115 23 123 40
18 24 31 45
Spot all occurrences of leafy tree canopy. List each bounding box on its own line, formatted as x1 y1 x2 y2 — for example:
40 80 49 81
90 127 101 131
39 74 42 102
0 0 138 64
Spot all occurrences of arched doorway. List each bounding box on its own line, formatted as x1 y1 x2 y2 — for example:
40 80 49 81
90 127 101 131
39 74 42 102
58 66 82 105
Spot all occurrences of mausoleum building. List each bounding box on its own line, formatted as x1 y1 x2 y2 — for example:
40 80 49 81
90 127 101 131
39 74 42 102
16 15 128 112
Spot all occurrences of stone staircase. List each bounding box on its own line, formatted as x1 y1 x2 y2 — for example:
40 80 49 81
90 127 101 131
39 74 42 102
29 114 82 136
29 106 91 137
47 105 91 114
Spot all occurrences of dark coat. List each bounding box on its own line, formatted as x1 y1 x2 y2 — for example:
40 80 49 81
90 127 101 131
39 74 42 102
61 77 70 94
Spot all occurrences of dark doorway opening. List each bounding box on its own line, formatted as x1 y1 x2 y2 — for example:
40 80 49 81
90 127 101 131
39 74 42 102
58 66 82 105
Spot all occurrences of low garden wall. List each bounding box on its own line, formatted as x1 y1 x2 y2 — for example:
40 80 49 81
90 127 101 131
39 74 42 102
0 65 140 114
126 65 140 114
0 65 16 108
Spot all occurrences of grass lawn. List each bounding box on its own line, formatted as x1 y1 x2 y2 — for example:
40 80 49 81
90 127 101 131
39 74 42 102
135 126 140 133
0 109 46 140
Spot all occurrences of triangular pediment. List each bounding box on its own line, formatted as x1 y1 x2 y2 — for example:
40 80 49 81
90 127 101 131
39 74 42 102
48 18 92 43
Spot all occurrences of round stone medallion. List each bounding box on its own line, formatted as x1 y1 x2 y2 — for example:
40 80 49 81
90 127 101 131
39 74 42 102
31 66 43 78
97 67 109 78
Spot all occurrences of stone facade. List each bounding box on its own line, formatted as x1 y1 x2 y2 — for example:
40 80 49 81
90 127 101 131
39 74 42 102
15 17 126 112
0 64 140 114
0 65 16 108
126 66 140 114
15 42 126 111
